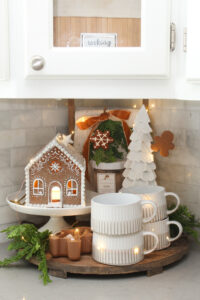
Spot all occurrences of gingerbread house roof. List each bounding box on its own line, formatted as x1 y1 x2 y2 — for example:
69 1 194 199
25 134 86 172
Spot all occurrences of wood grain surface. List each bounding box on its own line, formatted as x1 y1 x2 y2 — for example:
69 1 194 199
30 236 189 278
54 17 141 47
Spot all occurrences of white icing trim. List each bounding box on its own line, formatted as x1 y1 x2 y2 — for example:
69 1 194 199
25 135 86 207
25 167 30 204
25 137 85 172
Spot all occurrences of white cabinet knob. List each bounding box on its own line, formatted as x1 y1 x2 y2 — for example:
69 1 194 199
31 56 45 71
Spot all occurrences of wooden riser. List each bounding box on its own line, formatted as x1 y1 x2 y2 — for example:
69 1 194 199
30 236 189 278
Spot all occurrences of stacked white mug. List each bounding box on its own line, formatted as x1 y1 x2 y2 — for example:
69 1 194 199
91 193 159 266
121 186 183 251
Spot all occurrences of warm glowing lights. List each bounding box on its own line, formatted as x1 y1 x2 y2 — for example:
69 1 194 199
74 228 80 240
133 104 137 109
166 236 169 241
133 247 139 255
71 130 75 135
30 159 34 164
97 244 105 251
51 186 61 202
57 133 63 140
150 103 155 108
77 116 87 123
14 199 18 203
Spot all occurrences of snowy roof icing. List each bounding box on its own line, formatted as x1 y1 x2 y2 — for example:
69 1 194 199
25 134 86 172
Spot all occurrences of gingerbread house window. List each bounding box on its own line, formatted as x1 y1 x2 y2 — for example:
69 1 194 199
33 179 44 196
66 179 78 196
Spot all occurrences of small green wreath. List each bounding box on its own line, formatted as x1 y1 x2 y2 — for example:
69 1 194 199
89 120 128 166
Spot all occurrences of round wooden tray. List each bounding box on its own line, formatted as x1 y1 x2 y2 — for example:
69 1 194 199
30 236 190 278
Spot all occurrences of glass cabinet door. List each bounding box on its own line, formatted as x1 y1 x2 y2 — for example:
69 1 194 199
25 0 170 79
53 0 141 48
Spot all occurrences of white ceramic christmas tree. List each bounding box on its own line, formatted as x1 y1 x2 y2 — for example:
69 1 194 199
122 105 157 188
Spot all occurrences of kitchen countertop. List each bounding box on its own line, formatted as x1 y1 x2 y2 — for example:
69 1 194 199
0 240 199 300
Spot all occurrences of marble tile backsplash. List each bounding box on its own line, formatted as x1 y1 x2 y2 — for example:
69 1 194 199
149 99 200 218
0 98 200 242
0 99 68 241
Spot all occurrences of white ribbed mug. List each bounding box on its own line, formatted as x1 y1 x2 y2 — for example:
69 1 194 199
91 193 157 235
120 186 180 223
92 231 158 266
143 218 183 250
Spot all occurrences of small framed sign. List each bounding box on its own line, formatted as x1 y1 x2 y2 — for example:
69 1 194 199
80 33 117 48
97 173 116 193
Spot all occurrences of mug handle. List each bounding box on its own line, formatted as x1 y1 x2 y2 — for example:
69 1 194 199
165 192 180 215
141 200 157 223
167 220 183 242
143 231 159 255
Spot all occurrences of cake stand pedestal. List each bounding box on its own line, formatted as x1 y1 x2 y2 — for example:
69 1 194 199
7 190 96 233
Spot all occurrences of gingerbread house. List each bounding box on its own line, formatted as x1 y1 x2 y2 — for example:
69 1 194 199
25 134 86 208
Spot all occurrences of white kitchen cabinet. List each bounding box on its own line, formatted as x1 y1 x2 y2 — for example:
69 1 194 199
0 0 9 80
3 0 200 100
186 0 200 82
24 0 171 79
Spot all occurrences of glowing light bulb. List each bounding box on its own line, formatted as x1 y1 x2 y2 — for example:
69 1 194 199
166 236 169 241
74 228 80 240
78 116 87 123
14 199 18 203
134 247 139 255
133 104 137 109
151 103 155 108
71 130 75 135
97 244 105 251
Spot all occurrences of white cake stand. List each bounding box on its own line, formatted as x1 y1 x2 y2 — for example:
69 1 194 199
6 190 97 233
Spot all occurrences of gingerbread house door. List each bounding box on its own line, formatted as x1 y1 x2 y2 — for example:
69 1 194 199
49 181 63 208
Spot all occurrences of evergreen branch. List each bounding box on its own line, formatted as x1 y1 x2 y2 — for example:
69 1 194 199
0 224 51 285
0 248 30 267
169 204 200 243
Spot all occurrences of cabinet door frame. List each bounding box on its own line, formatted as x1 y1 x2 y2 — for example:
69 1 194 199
0 0 9 81
25 0 171 79
186 0 200 82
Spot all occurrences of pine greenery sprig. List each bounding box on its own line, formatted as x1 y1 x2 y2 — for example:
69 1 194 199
169 204 200 243
90 120 128 165
0 224 52 285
